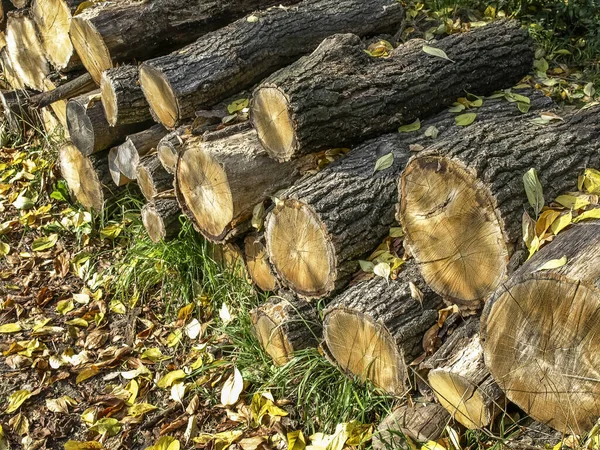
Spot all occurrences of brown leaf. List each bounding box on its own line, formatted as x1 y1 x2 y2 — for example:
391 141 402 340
422 323 441 355
159 416 188 435
85 330 108 350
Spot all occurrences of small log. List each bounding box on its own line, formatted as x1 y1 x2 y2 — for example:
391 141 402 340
323 261 443 394
252 21 532 161
58 142 116 211
5 11 49 91
66 90 151 156
250 293 321 366
399 104 600 308
31 0 85 71
482 222 600 434
426 318 505 429
100 64 152 126
0 89 39 134
141 198 181 243
157 128 184 174
243 232 278 292
139 0 404 128
175 124 312 243
264 92 552 298
29 73 96 109
116 124 168 180
1 48 25 89
108 147 132 187
70 0 302 83
372 402 451 449
136 153 173 201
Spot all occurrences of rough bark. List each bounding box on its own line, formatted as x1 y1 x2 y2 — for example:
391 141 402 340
252 21 532 161
175 124 314 243
265 91 553 298
323 261 443 394
243 232 278 292
136 153 174 201
70 0 303 83
139 0 404 128
31 0 85 71
5 11 49 91
372 402 451 449
141 198 181 243
157 128 184 174
0 89 39 134
250 292 321 366
100 65 152 126
116 124 168 180
426 318 505 429
58 143 117 211
399 104 600 309
66 90 152 156
108 146 132 187
481 222 600 435
29 73 96 108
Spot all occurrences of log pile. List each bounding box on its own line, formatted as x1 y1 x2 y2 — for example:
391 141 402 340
5 0 600 441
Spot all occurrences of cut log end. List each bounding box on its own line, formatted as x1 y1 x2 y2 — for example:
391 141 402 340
139 64 178 128
400 155 508 306
244 233 277 292
177 145 233 240
252 310 293 366
323 307 405 394
70 16 111 83
265 199 335 298
59 142 104 211
484 276 600 434
100 71 119 126
66 98 95 155
32 0 74 70
251 86 296 161
141 199 180 243
157 135 179 174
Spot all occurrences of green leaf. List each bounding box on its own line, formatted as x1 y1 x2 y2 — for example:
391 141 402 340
373 153 394 173
32 234 59 251
246 15 259 23
398 118 420 133
533 58 548 74
584 82 595 97
389 227 404 238
358 260 374 273
455 113 476 126
127 403 157 417
227 98 249 114
422 45 454 63
523 168 544 216
448 104 465 113
517 102 531 113
100 223 123 240
50 180 70 202
89 418 121 437
424 125 439 139
534 256 567 272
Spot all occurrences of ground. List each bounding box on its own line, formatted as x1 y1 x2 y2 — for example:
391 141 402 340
0 1 599 450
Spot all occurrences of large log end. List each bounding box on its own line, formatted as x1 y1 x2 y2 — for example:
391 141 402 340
58 142 106 211
139 63 178 128
70 13 112 83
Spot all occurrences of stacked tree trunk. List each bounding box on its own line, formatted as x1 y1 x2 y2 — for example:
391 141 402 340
7 0 600 440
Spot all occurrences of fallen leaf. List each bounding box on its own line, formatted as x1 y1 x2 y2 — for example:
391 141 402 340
573 208 600 223
6 390 32 413
398 118 421 133
534 256 567 272
455 112 476 126
422 45 454 62
0 242 9 256
185 318 201 339
555 194 590 210
288 430 306 450
551 211 572 234
424 125 439 138
523 168 544 216
221 367 243 406
0 323 22 333
63 441 104 450
171 382 186 403
373 153 394 172
373 262 391 280
127 403 157 417
219 303 232 325
46 396 77 414
89 418 121 437
157 369 186 389
32 234 58 251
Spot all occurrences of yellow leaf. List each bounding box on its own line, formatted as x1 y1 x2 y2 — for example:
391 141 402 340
573 208 600 223
535 209 560 237
177 303 194 322
127 403 157 417
99 223 123 240
66 318 89 327
57 299 74 315
32 234 59 251
527 235 541 260
227 98 249 114
125 379 139 406
555 194 590 210
140 347 169 362
0 323 22 333
76 367 100 384
422 441 447 450
193 430 243 448
80 407 97 425
64 441 104 450
221 367 243 406
6 390 32 413
90 418 121 437
551 211 572 235
287 431 306 450
109 299 126 314
534 256 567 272
147 436 180 450
579 168 600 194
523 168 544 216
167 329 182 347
0 242 9 256
157 369 186 389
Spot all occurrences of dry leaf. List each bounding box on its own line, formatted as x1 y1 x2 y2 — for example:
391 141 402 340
6 390 32 413
221 367 243 406
534 256 567 272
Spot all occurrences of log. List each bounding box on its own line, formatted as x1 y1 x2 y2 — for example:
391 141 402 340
29 73 96 109
100 65 152 126
175 124 313 242
372 402 451 449
481 222 600 435
323 261 443 394
157 128 184 174
211 242 248 278
136 153 173 201
31 0 85 71
5 11 49 91
264 92 553 298
141 198 181 243
116 124 168 180
243 232 278 292
426 318 505 429
66 90 151 156
108 147 132 187
250 293 321 366
0 89 39 134
398 104 600 309
58 142 116 211
70 0 302 83
252 21 532 161
139 0 404 128
1 48 25 89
